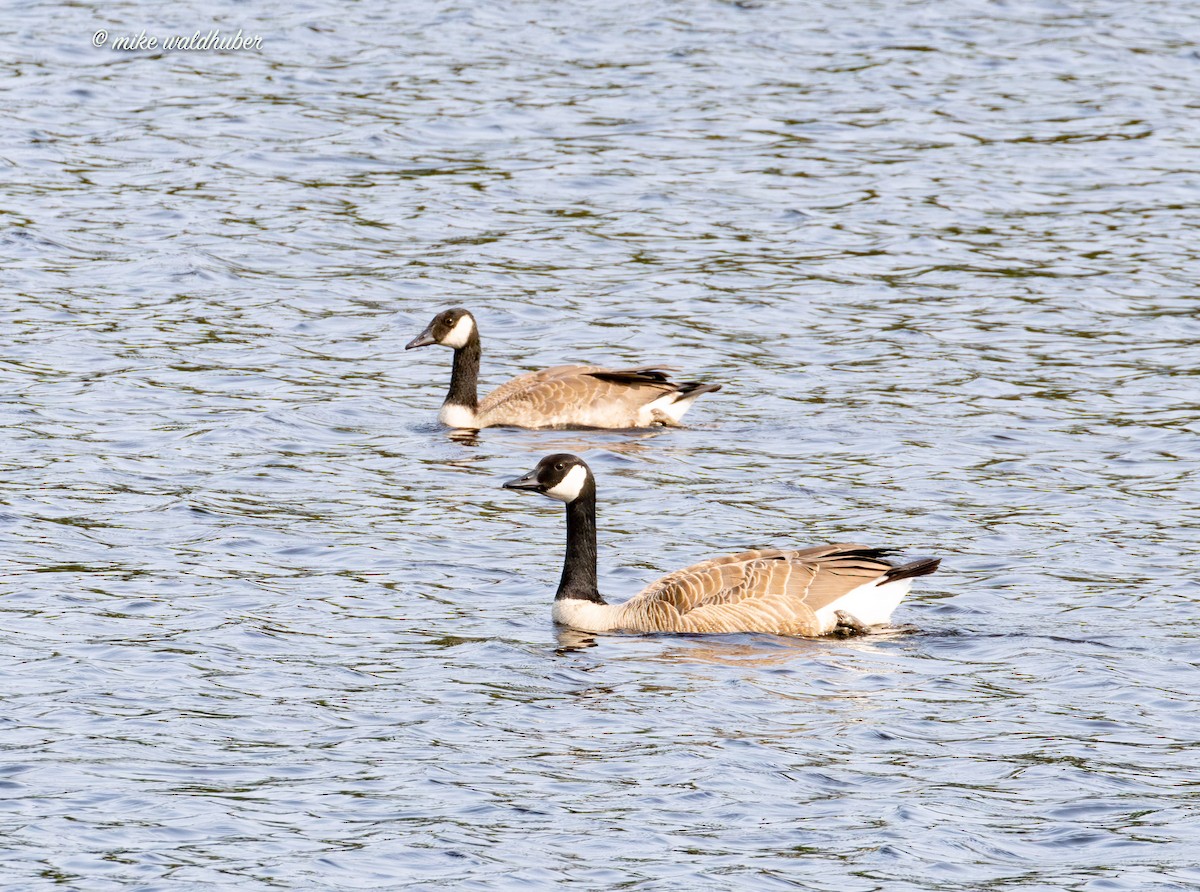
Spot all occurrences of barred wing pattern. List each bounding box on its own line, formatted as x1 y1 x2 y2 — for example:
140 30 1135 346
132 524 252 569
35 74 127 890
478 365 685 429
614 545 903 636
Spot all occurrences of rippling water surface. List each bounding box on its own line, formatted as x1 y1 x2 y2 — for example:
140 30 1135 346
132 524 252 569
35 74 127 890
3 1 1200 889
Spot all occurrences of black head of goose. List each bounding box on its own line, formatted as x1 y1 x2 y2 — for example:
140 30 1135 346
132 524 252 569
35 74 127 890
503 454 940 637
405 308 721 430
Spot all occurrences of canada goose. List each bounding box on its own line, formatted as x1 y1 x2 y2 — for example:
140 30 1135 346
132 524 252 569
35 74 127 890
503 454 940 637
405 308 721 429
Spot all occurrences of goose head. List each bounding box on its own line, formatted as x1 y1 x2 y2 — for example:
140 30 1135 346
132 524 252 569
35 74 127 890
406 307 476 350
503 453 594 503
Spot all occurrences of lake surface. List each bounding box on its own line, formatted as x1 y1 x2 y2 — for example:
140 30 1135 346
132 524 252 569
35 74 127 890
3 0 1199 889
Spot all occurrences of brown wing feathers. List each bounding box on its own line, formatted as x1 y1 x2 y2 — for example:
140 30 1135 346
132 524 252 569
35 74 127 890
633 545 923 621
480 365 721 428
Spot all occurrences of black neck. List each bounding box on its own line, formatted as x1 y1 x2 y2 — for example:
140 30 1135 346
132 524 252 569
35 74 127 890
556 487 604 603
445 332 480 411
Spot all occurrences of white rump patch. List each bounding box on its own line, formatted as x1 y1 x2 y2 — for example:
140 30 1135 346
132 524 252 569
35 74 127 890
640 390 700 425
442 313 475 348
439 403 478 428
814 577 911 634
544 464 589 502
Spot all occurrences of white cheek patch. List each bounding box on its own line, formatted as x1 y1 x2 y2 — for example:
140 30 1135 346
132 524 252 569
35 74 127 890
441 314 475 348
544 465 588 502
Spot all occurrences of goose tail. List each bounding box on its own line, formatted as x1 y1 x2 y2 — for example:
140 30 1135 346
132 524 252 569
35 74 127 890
884 557 941 584
673 381 723 400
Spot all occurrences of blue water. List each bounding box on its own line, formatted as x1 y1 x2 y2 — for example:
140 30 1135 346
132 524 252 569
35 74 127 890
3 1 1199 889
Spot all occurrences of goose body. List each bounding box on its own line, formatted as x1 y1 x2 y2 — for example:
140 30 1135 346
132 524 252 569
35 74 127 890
503 455 940 638
406 308 721 430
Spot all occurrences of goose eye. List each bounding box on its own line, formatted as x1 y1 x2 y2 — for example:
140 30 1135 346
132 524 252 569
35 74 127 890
555 463 564 471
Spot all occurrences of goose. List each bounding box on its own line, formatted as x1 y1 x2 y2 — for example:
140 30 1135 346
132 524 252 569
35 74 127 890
405 308 721 429
502 454 940 637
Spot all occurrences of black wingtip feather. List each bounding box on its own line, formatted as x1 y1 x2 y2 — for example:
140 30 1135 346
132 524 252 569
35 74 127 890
589 368 674 385
884 557 941 583
675 381 723 397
